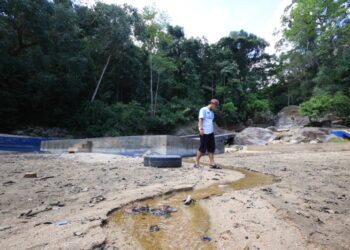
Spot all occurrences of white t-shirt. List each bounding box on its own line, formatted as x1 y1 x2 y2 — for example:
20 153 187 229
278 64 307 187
198 106 214 134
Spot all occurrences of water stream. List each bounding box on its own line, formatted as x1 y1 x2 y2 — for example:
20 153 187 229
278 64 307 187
108 165 278 249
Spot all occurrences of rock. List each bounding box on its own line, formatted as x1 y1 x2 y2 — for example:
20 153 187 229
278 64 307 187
320 207 337 214
0 225 11 231
54 219 70 226
127 203 149 214
150 205 177 217
20 206 52 217
235 127 276 145
266 126 278 132
89 195 105 204
290 127 331 143
24 172 37 178
183 195 194 205
149 225 160 232
73 231 84 236
274 106 309 129
38 176 54 181
12 126 69 138
49 201 65 207
3 180 15 186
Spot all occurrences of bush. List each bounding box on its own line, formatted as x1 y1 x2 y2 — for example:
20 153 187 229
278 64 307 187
300 93 350 121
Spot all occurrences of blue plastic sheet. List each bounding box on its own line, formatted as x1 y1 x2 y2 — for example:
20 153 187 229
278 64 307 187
0 135 48 152
331 130 350 139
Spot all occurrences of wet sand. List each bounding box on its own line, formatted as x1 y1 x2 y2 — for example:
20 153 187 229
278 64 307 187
0 143 349 249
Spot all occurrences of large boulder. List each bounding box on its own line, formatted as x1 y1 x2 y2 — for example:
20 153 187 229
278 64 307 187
274 106 309 129
273 127 332 144
235 127 276 145
291 127 332 143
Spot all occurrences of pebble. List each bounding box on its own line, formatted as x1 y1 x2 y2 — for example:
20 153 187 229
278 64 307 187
184 195 194 205
149 225 160 232
89 195 105 204
0 225 11 231
3 181 15 186
24 172 37 178
73 231 83 236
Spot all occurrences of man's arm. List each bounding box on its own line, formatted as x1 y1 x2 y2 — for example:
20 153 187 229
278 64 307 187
198 118 204 135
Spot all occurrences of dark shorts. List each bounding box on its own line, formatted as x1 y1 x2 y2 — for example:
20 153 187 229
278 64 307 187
198 133 215 153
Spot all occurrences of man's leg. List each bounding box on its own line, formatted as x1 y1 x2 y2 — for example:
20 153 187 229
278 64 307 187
208 133 216 166
195 150 202 165
208 152 215 165
195 134 207 166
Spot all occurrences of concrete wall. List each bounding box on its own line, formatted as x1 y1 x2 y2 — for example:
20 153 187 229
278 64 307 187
41 135 225 156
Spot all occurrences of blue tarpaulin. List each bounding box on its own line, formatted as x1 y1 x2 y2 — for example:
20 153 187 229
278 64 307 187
0 135 48 152
331 130 350 139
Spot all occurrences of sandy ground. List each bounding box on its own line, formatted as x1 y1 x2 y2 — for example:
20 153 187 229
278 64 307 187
0 142 349 249
0 153 241 249
204 143 350 250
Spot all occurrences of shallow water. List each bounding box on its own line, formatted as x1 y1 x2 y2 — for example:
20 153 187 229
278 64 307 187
108 164 278 249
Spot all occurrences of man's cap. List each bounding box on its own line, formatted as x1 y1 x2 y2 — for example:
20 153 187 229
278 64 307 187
209 99 220 105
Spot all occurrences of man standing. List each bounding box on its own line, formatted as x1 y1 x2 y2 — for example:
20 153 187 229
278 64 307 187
194 99 220 169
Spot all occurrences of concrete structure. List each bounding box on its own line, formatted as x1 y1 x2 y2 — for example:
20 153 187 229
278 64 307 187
40 135 226 156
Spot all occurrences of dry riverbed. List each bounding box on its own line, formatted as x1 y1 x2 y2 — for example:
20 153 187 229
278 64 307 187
0 142 349 249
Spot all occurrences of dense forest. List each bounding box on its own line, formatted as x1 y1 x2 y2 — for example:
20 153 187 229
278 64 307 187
1 0 349 137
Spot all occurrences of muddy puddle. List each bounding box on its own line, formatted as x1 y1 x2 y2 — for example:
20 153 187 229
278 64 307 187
108 165 279 249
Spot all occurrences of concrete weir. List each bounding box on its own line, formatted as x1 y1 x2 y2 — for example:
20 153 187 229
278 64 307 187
40 135 226 156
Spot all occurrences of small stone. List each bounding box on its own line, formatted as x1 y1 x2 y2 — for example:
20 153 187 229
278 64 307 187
245 236 249 239
73 231 83 236
149 225 160 232
3 181 15 186
49 201 65 207
256 234 260 239
24 172 37 178
0 225 11 231
89 195 105 204
183 195 194 205
316 218 324 224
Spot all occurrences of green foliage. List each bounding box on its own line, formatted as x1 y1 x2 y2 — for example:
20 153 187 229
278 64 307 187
300 96 333 120
300 93 350 120
271 0 350 111
75 101 148 137
0 0 288 136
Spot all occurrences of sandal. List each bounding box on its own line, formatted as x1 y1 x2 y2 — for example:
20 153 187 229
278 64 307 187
210 164 221 169
193 163 201 168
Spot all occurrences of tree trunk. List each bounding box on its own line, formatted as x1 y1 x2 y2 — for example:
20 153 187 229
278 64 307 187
150 54 154 116
154 72 160 116
91 54 111 102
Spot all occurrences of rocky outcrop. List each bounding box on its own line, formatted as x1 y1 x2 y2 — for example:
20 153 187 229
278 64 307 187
235 127 276 145
272 127 333 144
12 127 69 138
274 106 309 129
